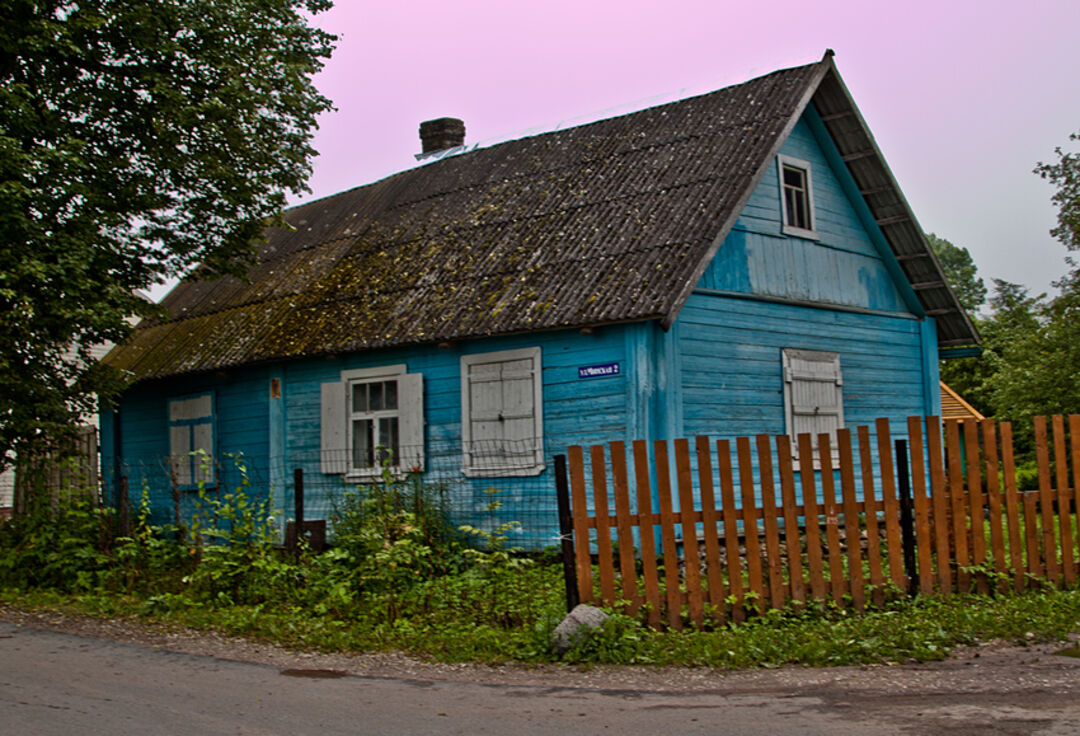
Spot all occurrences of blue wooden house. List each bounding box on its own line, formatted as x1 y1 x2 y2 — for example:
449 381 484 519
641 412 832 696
101 52 978 546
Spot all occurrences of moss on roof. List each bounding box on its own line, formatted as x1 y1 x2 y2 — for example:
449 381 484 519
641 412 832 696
106 55 975 381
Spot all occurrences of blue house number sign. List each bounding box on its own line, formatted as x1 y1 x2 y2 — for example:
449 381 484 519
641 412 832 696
578 362 620 379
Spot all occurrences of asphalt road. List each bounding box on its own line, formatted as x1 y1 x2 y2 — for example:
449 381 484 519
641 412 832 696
3 621 1080 735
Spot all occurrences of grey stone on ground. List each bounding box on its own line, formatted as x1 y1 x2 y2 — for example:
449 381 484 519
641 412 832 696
551 604 608 654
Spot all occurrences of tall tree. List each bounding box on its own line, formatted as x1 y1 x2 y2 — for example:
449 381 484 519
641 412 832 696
979 279 1080 457
925 232 986 313
1035 131 1080 254
984 132 1080 431
0 1 335 467
927 233 989 413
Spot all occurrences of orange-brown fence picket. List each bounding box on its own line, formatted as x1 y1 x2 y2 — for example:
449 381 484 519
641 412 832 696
557 415 1080 628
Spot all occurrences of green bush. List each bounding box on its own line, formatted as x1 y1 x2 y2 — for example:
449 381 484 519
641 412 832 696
0 484 111 592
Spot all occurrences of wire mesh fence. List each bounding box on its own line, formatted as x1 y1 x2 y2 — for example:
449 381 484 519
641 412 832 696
109 439 562 550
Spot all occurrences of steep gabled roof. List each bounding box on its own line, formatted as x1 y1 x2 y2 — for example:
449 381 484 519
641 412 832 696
106 52 977 381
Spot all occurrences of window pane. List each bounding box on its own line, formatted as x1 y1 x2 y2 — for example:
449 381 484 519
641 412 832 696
784 188 798 227
369 381 383 411
782 165 811 230
352 384 367 413
352 419 373 468
383 380 397 410
378 416 399 465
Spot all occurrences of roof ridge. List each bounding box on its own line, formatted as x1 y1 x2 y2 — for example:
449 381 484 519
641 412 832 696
117 54 941 380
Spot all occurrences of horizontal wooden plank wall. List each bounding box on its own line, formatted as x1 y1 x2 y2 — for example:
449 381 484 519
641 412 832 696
566 415 1080 628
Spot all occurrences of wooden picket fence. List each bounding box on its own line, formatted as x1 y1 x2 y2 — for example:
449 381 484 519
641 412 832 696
560 415 1080 629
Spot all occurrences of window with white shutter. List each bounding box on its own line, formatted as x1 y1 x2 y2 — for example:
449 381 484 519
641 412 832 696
320 365 424 478
782 349 844 461
168 393 215 488
461 347 544 477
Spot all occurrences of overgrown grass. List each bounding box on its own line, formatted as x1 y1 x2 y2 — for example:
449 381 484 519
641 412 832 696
4 458 1080 668
5 585 1080 667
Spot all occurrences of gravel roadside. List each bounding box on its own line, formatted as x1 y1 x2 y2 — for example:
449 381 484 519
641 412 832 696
3 603 1079 699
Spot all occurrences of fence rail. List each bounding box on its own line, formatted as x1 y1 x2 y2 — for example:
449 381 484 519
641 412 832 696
560 415 1080 629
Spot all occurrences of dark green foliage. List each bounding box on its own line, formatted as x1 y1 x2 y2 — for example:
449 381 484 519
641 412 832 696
980 280 1080 450
926 232 986 314
933 232 1080 457
8 456 1080 666
0 0 335 467
0 487 110 591
1035 131 1080 253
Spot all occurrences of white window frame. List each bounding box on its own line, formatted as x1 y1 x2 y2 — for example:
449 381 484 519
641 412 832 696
782 349 844 465
168 392 215 489
778 154 818 240
460 347 544 478
346 366 404 479
320 364 425 480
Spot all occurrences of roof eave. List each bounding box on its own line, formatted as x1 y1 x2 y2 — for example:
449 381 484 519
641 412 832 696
661 51 980 348
808 64 980 347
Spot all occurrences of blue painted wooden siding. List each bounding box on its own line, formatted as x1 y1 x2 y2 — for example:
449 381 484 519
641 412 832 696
699 116 912 315
677 295 935 441
102 106 947 544
665 106 941 512
277 326 636 545
104 367 272 524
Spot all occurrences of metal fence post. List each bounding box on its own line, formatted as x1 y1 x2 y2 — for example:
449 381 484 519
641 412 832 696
118 475 130 539
554 454 580 613
286 467 305 554
894 439 919 596
294 467 304 530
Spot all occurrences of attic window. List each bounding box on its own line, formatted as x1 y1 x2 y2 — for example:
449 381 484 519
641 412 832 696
778 155 817 239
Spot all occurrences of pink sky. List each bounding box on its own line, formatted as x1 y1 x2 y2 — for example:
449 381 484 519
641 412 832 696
295 0 1080 301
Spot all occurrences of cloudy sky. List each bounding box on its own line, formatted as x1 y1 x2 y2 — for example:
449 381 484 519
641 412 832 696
295 0 1080 302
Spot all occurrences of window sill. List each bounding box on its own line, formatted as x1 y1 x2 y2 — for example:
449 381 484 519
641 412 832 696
462 463 546 479
344 468 410 483
781 225 819 240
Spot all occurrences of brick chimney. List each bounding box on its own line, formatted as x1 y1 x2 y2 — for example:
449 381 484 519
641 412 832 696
419 117 465 154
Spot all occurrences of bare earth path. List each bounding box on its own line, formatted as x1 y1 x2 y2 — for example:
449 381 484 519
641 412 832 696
2 606 1080 735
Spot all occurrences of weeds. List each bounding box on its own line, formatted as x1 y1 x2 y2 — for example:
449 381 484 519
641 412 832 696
6 454 1080 667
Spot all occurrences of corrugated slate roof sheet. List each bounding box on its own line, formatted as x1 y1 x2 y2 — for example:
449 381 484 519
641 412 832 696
106 54 977 381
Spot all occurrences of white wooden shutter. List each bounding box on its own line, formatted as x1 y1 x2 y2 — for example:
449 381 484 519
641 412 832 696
461 347 543 476
500 357 538 465
398 372 425 472
169 424 192 486
783 349 844 455
168 393 214 486
467 361 505 470
320 380 347 474
192 421 214 485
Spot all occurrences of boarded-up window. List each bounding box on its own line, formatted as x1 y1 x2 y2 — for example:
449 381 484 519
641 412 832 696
320 366 424 477
168 393 215 488
782 349 843 460
461 347 544 477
